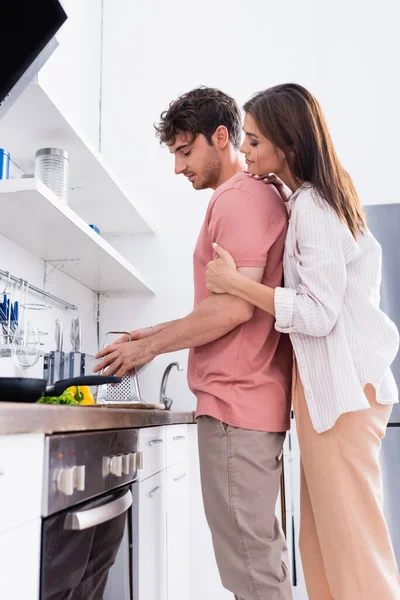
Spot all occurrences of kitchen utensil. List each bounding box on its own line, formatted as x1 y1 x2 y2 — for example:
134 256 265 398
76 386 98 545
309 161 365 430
67 317 85 378
0 375 121 403
98 403 165 410
34 147 69 204
70 317 82 352
52 318 65 382
18 280 29 327
0 149 10 180
96 332 142 404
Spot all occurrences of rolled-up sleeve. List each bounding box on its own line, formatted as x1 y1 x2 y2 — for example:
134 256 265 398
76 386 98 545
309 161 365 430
274 287 297 331
275 200 357 337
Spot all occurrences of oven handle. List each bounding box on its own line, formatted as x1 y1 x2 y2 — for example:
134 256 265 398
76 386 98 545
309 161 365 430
64 489 132 531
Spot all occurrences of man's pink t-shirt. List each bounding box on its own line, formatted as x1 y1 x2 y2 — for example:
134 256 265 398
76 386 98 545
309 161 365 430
188 172 292 432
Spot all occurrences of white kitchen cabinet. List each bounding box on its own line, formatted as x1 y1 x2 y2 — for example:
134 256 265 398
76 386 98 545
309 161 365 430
132 469 167 600
166 461 190 600
0 519 41 600
0 433 44 533
166 424 188 467
133 426 190 600
137 426 167 482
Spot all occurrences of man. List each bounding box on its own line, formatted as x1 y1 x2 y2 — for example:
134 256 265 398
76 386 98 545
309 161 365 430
95 87 292 600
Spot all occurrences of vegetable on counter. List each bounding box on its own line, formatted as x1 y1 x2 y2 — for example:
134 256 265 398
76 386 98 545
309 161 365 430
70 385 95 405
38 390 79 405
37 385 96 405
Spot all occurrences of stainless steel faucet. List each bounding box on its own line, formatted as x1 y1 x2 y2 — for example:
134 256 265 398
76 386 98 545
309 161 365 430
160 361 183 410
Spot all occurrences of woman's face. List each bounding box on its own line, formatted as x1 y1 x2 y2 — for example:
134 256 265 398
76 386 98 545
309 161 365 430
240 112 287 178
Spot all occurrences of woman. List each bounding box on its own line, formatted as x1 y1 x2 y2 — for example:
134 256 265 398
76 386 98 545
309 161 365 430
205 83 400 599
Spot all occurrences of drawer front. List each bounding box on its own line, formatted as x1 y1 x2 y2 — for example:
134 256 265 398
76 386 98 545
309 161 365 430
132 471 167 600
166 424 188 467
137 426 166 481
0 434 45 532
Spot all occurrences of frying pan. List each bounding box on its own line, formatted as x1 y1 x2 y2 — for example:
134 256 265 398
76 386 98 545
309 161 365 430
0 375 121 403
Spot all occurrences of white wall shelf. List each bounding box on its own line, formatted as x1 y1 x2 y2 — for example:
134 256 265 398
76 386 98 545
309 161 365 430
0 81 153 236
0 179 155 294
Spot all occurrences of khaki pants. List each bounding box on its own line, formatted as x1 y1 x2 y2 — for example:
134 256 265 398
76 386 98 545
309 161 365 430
197 416 292 600
293 364 400 599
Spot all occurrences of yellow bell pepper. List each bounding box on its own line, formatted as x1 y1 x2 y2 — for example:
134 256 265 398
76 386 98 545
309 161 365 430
79 386 95 405
66 385 95 405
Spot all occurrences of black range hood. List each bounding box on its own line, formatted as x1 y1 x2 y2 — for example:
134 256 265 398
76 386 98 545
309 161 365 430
0 0 67 121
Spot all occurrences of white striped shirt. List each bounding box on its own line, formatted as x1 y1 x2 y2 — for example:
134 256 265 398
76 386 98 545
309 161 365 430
274 183 399 433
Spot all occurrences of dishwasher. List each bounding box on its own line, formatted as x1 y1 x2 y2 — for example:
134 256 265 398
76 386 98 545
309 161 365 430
40 429 139 600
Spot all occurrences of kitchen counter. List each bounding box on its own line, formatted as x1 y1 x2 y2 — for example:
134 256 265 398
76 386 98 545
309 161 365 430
0 403 195 435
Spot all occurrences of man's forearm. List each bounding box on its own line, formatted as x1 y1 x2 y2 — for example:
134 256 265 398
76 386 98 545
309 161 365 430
153 320 177 333
147 295 251 357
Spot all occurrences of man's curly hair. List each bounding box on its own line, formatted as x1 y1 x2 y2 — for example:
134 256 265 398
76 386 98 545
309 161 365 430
155 87 242 149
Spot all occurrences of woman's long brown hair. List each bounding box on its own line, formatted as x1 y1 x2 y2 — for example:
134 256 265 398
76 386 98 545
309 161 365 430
244 84 366 238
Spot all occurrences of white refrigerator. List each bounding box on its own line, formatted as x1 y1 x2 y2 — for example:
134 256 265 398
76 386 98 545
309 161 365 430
365 203 400 567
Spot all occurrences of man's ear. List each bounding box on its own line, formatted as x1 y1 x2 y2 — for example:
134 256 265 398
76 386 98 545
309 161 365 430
212 125 229 149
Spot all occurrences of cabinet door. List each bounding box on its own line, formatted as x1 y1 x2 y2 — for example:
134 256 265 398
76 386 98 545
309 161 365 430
166 461 189 600
0 519 41 600
137 426 166 482
132 471 167 600
0 433 44 532
166 425 188 468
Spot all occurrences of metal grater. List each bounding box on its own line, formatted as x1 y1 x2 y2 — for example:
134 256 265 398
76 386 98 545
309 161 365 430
96 331 142 404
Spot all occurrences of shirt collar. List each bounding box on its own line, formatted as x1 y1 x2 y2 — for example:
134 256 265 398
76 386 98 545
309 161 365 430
286 182 312 214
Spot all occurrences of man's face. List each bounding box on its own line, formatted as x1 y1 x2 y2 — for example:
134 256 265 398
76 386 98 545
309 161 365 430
169 132 222 190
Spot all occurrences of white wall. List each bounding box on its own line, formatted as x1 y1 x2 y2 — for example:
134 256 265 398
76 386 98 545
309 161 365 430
309 0 400 206
38 0 102 149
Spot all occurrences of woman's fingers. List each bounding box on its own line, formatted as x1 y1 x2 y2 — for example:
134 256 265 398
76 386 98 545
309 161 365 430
212 242 228 259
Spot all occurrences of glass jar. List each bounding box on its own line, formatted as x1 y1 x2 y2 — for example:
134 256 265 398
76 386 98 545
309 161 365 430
34 147 69 204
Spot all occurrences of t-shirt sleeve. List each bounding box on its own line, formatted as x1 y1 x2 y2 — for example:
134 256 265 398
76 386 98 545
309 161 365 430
208 186 286 267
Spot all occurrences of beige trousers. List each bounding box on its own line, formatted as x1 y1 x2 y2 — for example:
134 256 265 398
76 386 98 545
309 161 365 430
293 364 400 599
197 415 292 600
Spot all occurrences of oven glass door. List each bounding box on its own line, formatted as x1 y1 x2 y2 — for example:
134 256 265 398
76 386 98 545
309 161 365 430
41 487 132 600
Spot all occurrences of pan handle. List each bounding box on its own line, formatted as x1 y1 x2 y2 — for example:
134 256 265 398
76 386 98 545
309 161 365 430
47 376 122 397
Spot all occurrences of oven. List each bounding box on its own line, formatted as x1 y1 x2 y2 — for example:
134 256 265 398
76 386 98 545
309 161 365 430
40 429 138 600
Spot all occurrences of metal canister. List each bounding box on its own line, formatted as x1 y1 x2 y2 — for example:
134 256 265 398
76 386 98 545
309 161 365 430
34 147 69 204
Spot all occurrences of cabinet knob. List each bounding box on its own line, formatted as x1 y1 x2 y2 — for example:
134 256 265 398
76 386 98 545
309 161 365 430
174 472 187 482
128 452 137 473
149 485 163 498
56 467 74 496
136 451 144 470
110 455 122 477
122 454 130 475
74 465 86 491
